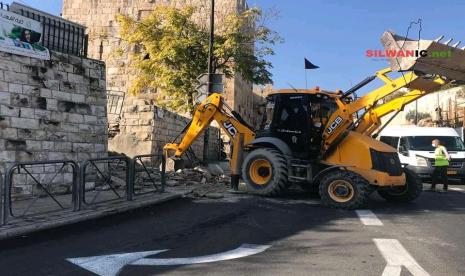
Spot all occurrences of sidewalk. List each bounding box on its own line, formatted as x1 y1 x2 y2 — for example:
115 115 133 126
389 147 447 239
0 186 194 240
0 162 233 241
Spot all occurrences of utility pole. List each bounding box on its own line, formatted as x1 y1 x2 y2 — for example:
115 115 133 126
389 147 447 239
207 0 215 87
203 0 215 162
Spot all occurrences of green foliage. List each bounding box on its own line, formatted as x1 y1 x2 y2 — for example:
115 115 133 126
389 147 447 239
116 6 281 113
405 110 431 121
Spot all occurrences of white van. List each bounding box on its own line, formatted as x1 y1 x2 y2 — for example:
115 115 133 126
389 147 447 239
378 127 465 181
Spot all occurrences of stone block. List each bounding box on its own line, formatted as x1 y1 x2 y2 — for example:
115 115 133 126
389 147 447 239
47 98 58 111
40 88 52 98
4 71 28 84
52 90 72 101
18 128 34 139
42 141 54 151
71 93 85 103
73 143 94 152
43 80 60 90
8 83 22 93
55 142 73 151
67 132 86 142
95 143 106 152
35 109 52 120
68 113 84 123
0 92 10 104
47 132 67 141
1 128 17 139
11 94 31 107
26 140 42 151
0 59 21 72
23 85 40 96
0 105 19 117
19 107 35 118
78 124 93 132
68 73 84 83
11 117 39 129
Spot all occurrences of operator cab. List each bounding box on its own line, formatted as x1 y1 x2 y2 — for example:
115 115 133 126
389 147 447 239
258 88 340 159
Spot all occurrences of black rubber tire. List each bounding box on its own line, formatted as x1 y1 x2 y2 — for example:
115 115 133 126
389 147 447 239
377 169 423 202
242 148 289 196
319 170 370 209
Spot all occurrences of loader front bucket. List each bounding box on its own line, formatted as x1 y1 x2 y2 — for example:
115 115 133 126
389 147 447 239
381 31 465 81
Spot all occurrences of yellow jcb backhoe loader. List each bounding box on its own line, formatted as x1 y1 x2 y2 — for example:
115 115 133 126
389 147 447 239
164 31 465 209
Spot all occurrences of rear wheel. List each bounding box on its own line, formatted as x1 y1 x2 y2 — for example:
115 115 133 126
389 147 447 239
242 148 288 196
377 169 423 202
319 170 370 209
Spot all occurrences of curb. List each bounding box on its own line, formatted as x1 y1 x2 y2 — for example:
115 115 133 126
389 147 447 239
0 192 183 241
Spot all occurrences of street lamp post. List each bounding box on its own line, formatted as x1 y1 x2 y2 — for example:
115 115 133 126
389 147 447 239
203 0 215 162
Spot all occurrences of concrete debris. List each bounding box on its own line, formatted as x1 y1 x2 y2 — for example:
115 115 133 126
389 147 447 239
165 165 230 199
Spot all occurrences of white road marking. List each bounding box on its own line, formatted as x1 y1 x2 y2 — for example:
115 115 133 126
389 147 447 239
356 210 383 226
450 187 464 192
67 244 270 276
374 239 430 276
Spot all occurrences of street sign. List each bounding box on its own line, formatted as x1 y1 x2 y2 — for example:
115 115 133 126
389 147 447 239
67 243 270 276
196 73 224 94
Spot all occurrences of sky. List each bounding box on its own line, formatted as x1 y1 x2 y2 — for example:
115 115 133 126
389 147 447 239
6 0 465 93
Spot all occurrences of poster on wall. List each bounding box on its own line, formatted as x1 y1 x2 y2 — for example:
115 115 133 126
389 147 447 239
0 9 50 60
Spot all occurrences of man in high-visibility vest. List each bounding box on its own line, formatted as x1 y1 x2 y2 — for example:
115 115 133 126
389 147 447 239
431 139 451 192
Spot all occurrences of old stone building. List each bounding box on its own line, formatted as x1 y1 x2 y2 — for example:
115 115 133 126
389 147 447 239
62 0 254 159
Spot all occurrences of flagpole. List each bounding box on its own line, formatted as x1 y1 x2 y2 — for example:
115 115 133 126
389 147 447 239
305 69 308 89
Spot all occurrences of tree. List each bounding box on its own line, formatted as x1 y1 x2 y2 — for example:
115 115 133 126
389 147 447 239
405 110 431 122
116 6 281 113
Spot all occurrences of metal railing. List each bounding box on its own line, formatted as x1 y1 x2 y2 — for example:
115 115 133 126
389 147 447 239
129 154 166 199
2 160 79 225
80 156 130 207
1 154 167 225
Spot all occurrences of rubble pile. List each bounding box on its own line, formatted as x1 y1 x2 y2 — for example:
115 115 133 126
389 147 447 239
166 166 231 199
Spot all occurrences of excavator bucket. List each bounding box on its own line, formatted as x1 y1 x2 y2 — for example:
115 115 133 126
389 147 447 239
381 31 465 81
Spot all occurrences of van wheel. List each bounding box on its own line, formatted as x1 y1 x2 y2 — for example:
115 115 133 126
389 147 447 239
377 168 423 202
319 170 370 209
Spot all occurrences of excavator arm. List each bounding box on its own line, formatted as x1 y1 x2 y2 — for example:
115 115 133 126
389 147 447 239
322 30 465 154
321 67 422 154
164 93 255 178
355 76 446 136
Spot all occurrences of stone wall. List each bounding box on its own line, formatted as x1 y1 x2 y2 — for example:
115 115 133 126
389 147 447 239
109 97 220 161
0 50 107 195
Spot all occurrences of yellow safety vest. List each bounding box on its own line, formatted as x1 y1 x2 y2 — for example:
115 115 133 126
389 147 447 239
434 146 449 166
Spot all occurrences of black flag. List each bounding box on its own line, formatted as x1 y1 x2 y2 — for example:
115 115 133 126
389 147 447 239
304 58 319 69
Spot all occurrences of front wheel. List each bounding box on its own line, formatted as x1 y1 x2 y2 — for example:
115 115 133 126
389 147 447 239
377 168 423 202
319 170 370 209
242 148 289 196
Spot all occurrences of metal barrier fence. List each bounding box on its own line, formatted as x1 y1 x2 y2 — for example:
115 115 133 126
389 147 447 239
2 160 79 225
80 156 130 207
1 154 166 225
129 154 166 199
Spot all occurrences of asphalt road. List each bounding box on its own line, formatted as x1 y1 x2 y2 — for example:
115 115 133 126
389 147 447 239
0 184 464 276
